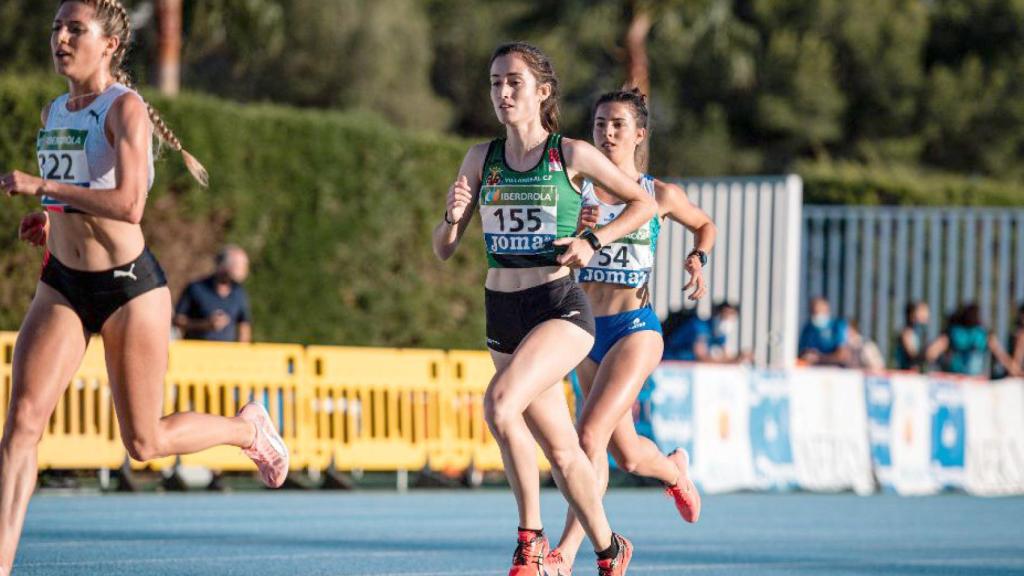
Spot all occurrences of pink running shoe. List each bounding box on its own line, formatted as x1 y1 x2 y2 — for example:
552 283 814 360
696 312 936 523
595 533 632 576
545 548 573 576
238 402 289 488
509 529 549 576
666 448 701 523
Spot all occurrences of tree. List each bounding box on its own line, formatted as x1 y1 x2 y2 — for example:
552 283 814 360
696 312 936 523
156 0 183 95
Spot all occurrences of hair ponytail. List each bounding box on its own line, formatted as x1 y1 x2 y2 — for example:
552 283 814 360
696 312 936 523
62 0 209 186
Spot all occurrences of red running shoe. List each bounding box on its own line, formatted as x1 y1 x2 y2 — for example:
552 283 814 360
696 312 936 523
509 529 549 576
544 548 572 576
665 448 701 523
595 534 632 576
238 402 289 488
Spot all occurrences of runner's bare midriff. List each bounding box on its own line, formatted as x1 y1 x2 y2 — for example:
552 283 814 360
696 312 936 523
485 266 570 292
582 282 648 317
46 212 145 271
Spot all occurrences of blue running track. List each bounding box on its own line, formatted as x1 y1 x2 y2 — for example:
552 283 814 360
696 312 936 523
17 490 1024 575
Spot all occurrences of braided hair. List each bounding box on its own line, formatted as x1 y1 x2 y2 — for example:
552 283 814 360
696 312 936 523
594 87 649 172
59 0 209 186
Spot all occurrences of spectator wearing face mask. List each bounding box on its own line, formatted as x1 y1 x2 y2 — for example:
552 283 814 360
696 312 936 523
662 303 749 364
798 297 850 366
895 301 931 372
706 302 750 363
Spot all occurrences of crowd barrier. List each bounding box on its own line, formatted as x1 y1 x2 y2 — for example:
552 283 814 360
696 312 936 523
0 333 552 476
2 331 1021 495
643 363 1024 496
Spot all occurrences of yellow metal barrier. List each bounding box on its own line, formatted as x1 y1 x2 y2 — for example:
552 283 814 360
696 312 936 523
155 341 308 472
0 331 574 478
444 351 503 471
305 346 447 472
0 333 124 470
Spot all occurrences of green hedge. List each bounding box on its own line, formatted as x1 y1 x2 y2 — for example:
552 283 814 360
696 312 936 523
799 160 1024 206
4 75 1023 346
0 75 486 348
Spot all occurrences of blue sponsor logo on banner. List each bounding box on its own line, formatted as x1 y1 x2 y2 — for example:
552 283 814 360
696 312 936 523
750 392 792 465
645 365 694 458
932 404 965 468
865 376 893 468
749 372 795 489
929 380 966 489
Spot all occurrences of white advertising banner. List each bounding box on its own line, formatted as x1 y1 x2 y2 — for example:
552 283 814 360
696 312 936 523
965 379 1024 496
788 368 874 494
689 365 755 494
644 364 1023 496
887 374 939 495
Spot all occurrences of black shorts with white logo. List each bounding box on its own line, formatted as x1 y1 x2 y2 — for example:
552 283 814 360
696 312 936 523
40 247 168 334
484 275 596 354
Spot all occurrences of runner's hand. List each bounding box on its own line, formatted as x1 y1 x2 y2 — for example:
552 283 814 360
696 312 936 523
683 254 707 300
446 175 473 225
1 171 45 197
18 212 48 247
210 311 231 332
553 237 594 269
576 205 599 233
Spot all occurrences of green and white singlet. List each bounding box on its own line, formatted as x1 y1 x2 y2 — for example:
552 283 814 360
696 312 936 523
577 174 660 288
479 133 582 268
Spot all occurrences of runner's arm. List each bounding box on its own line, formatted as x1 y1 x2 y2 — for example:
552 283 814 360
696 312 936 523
31 94 152 223
433 143 486 261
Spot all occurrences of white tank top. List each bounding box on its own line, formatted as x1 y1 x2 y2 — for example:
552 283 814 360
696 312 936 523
36 83 154 213
577 174 661 288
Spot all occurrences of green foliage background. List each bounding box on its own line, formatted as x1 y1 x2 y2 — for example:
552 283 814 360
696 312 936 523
0 76 484 346
2 0 1024 344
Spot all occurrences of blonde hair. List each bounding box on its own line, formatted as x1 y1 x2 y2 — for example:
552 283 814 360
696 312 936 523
60 0 209 186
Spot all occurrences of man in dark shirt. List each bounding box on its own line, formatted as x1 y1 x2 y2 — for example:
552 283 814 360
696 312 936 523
173 245 253 342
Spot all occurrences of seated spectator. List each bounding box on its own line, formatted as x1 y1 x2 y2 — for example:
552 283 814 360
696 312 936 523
1012 305 1024 377
662 303 750 364
845 320 885 371
927 303 1020 377
895 301 931 372
662 309 709 362
798 297 850 366
173 245 253 342
706 302 751 363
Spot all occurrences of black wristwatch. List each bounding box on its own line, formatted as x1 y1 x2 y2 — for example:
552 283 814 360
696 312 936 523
579 228 603 250
688 249 708 267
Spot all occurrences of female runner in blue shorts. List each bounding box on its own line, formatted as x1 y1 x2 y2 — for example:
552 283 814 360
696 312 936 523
546 88 716 575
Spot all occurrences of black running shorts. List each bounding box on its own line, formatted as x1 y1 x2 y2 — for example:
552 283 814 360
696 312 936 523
484 275 596 354
40 247 168 334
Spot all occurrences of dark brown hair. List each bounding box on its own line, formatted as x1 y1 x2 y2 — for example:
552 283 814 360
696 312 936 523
490 42 560 132
594 87 650 171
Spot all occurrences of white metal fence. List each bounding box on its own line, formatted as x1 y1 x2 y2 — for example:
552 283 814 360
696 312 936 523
801 206 1024 367
652 175 803 367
